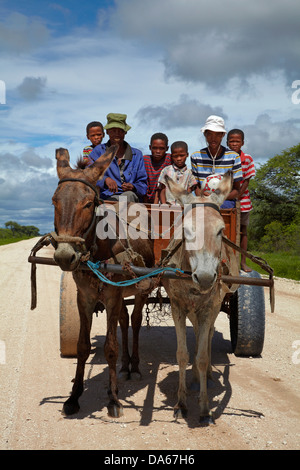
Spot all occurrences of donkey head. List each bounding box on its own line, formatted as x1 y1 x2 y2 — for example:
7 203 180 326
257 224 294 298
165 171 233 292
52 146 117 271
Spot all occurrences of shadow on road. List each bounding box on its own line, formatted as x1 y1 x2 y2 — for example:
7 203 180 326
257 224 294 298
41 322 237 428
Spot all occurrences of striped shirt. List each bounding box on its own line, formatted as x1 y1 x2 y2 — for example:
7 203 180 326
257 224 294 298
82 145 95 163
143 153 171 203
191 146 243 185
240 151 255 212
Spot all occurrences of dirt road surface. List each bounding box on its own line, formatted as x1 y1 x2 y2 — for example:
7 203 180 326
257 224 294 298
0 238 299 451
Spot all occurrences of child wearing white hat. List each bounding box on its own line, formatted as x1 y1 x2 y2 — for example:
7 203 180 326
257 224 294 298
191 115 243 208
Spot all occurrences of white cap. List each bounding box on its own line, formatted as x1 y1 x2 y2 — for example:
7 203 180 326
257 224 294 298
201 115 226 133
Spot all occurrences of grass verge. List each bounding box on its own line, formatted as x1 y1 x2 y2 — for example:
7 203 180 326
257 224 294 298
0 236 32 246
245 251 300 281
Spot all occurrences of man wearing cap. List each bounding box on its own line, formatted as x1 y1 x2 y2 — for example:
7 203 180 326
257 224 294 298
191 115 243 208
88 113 147 202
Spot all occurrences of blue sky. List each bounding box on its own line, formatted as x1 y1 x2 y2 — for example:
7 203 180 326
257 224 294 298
0 0 300 233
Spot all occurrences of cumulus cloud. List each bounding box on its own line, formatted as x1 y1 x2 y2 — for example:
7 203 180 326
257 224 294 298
0 148 57 232
237 114 300 162
111 0 300 88
21 149 52 168
0 12 50 54
136 94 226 129
17 77 47 101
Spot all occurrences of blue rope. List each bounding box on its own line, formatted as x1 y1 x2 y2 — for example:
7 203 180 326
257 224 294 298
86 260 184 287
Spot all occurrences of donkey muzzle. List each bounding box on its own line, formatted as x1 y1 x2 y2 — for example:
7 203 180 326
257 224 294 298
54 243 82 271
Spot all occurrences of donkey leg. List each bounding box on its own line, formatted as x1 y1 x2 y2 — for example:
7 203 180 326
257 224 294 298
194 321 214 425
118 301 131 381
130 294 147 380
172 305 189 419
207 325 215 380
104 297 124 418
188 311 200 387
63 292 94 416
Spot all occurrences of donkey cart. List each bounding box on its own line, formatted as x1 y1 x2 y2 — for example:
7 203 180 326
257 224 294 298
28 203 274 359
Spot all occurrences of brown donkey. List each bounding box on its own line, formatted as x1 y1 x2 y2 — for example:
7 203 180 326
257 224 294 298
53 146 155 417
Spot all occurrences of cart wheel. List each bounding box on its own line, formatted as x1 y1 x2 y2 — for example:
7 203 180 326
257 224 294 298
59 272 80 357
229 270 265 357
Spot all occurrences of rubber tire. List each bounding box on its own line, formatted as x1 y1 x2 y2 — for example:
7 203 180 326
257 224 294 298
229 270 265 357
59 272 80 357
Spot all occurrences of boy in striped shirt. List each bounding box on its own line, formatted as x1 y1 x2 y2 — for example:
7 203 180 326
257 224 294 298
82 121 105 163
227 129 255 272
191 115 243 209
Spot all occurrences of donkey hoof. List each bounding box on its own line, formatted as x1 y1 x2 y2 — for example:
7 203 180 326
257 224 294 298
63 399 80 416
107 403 124 418
130 371 142 381
199 412 215 426
174 406 187 420
118 370 130 381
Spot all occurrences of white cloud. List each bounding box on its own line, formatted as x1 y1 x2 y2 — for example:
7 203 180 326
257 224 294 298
136 94 227 129
17 76 47 101
238 114 300 163
0 12 50 54
111 0 300 88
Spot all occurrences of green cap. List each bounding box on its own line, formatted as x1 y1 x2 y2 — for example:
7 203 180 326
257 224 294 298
104 113 131 132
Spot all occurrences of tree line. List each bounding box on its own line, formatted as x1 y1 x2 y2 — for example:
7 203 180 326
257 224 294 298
0 221 40 239
248 142 300 254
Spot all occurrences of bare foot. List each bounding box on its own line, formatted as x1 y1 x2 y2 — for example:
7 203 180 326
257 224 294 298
241 264 252 272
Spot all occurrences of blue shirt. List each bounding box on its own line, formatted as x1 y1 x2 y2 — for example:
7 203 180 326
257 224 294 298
88 141 148 200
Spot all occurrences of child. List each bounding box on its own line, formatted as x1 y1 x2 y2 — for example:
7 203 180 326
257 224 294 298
83 121 104 163
143 133 171 203
158 141 199 204
191 115 243 208
227 129 255 272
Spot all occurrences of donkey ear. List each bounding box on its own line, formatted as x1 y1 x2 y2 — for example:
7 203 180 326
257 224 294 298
85 145 118 183
56 148 71 179
209 171 233 207
164 175 195 206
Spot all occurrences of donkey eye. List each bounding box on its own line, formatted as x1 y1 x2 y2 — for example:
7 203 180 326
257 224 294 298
84 201 93 209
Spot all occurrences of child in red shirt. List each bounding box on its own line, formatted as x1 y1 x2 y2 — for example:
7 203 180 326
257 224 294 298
143 133 171 203
227 129 255 272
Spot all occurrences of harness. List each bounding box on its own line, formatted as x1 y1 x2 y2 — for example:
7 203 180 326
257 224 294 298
53 178 102 259
159 202 221 266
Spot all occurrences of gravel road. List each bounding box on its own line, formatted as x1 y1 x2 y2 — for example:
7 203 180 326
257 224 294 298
0 238 299 450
